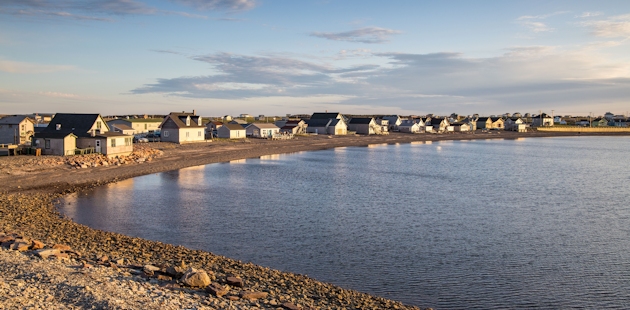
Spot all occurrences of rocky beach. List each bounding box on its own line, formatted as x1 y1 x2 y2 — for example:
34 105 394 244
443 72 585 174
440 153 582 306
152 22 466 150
1 131 627 309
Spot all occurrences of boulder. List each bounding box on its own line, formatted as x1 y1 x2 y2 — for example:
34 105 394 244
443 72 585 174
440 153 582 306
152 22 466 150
52 244 72 251
206 282 230 297
35 248 61 259
31 240 45 250
282 302 301 310
226 276 244 287
180 268 211 288
165 265 186 278
239 291 268 300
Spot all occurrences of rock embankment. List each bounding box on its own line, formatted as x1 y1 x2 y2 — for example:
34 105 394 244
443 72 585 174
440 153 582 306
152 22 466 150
0 192 427 309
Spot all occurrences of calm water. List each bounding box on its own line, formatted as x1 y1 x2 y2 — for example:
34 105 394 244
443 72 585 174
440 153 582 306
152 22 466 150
59 137 630 309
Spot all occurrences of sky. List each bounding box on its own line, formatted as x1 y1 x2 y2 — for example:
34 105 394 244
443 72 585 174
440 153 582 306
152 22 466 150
1 0 629 117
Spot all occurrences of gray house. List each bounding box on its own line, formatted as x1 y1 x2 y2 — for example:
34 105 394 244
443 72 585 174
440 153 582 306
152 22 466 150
217 123 246 139
0 115 35 145
348 118 378 135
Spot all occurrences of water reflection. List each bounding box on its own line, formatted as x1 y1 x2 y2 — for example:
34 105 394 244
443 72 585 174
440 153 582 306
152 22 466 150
58 137 630 309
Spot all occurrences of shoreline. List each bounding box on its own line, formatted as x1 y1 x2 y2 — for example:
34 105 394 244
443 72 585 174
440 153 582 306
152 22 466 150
1 131 628 309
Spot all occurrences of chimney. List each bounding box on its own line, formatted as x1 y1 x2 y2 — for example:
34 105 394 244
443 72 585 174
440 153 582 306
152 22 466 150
56 124 61 130
193 109 196 115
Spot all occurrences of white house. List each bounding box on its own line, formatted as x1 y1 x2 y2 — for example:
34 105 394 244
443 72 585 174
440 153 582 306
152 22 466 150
347 118 377 135
217 123 246 139
159 112 206 144
398 121 421 133
246 123 280 138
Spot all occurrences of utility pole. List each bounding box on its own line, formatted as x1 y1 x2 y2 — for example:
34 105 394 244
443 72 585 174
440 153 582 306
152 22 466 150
589 112 592 128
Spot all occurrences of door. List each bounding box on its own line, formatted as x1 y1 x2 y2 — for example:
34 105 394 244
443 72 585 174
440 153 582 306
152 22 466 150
95 140 101 153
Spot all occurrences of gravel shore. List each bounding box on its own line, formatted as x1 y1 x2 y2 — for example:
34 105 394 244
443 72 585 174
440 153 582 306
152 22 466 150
1 131 626 309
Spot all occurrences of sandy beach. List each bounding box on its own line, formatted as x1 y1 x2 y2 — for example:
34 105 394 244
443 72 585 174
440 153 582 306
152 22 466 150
1 131 628 309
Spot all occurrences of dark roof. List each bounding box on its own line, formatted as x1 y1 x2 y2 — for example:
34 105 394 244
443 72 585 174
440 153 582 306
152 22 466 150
329 119 341 126
41 113 104 138
348 118 373 124
161 112 204 128
490 117 503 122
311 112 341 119
0 115 33 125
477 117 490 122
305 119 332 127
34 132 77 139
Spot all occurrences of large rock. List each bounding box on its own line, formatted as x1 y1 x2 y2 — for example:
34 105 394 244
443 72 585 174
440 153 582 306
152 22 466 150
240 291 268 300
226 276 244 287
205 282 230 297
180 268 211 288
35 248 61 259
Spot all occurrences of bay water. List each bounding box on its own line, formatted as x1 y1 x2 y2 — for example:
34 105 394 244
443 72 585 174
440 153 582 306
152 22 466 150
59 136 630 309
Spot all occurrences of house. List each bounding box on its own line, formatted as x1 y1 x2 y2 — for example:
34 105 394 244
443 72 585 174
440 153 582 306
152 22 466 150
347 118 378 135
279 119 308 135
398 120 421 133
505 117 527 132
476 117 491 129
531 113 554 127
307 112 348 135
489 117 505 129
450 122 471 132
159 112 205 144
382 115 403 131
327 118 348 135
430 118 449 133
107 118 163 134
246 123 280 138
32 132 77 156
0 115 35 145
216 123 246 139
107 122 136 135
591 118 609 127
375 119 389 133
34 113 132 157
305 119 331 134
613 118 630 127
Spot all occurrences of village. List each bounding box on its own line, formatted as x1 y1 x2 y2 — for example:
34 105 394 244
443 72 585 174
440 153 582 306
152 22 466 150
0 110 628 157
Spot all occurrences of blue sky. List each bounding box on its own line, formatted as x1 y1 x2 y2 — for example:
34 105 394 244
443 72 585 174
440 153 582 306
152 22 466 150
1 0 629 117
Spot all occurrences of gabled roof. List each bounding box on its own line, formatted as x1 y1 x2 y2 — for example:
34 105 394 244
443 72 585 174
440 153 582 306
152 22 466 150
34 132 77 139
305 119 332 127
42 113 105 137
348 118 374 124
160 112 204 129
490 117 503 122
285 120 304 125
311 112 342 119
0 115 34 125
329 119 343 126
477 117 490 122
222 123 246 131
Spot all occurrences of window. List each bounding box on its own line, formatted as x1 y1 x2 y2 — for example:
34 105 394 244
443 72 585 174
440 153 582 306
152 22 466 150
97 121 102 129
198 131 202 137
144 124 147 130
45 139 50 149
111 139 116 147
186 117 190 126
125 138 132 146
163 131 169 137
186 132 189 138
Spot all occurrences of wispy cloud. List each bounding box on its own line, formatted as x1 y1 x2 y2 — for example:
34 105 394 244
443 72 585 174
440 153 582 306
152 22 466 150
516 11 569 33
576 11 603 18
581 14 630 38
0 0 251 21
310 27 401 44
0 59 76 74
169 0 257 12
40 91 80 98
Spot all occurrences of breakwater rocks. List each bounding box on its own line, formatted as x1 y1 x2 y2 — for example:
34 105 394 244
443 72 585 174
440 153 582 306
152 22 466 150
0 193 428 309
0 145 163 175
